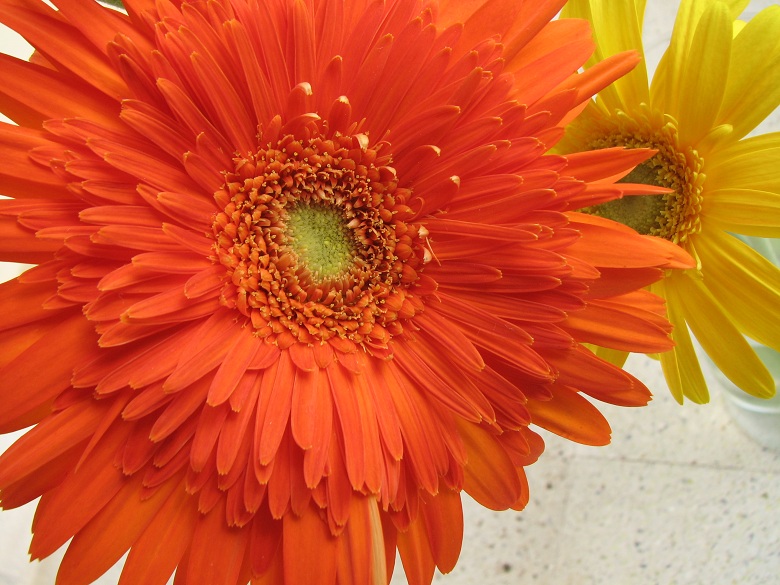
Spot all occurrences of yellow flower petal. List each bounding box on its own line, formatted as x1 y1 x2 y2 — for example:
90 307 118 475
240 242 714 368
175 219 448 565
717 5 780 140
703 188 780 232
653 279 709 404
671 269 775 398
695 230 780 351
651 0 706 113
677 1 732 146
651 0 749 113
708 222 780 239
710 130 780 161
724 0 751 17
707 135 780 193
590 345 630 368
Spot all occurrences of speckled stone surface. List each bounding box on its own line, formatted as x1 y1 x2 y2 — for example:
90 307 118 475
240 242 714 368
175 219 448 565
2 1 780 584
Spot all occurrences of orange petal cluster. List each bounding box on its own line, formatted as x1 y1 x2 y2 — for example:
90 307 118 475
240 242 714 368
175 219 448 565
0 1 691 584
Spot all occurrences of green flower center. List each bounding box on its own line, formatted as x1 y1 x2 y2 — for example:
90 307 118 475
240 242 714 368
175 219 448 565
285 202 357 281
581 115 705 244
585 163 667 235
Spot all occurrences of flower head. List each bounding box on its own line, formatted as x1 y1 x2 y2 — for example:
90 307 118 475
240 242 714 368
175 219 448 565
560 0 780 403
0 0 689 583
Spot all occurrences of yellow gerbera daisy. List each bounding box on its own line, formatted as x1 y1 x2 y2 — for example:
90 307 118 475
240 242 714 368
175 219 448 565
559 0 780 403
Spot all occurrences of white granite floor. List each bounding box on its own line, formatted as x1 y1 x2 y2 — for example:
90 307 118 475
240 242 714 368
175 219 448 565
2 1 780 584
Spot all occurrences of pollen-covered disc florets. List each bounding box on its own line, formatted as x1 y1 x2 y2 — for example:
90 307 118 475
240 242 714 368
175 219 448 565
580 109 705 244
212 133 430 349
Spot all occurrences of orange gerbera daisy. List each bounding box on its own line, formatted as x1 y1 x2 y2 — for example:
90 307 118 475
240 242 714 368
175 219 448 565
0 1 691 584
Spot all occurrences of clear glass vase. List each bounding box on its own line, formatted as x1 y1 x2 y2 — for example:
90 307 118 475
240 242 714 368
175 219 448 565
713 341 780 451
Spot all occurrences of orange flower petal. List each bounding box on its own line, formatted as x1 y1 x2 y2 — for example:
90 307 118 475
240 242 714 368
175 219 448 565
56 472 181 585
527 385 613 446
282 504 339 585
119 483 200 585
185 498 250 585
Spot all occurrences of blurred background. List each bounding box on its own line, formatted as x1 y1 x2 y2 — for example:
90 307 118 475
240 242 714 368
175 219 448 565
1 1 779 584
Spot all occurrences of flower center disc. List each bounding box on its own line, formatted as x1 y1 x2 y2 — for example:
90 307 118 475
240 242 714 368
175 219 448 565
587 163 667 234
211 133 429 349
285 202 357 283
582 114 705 244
